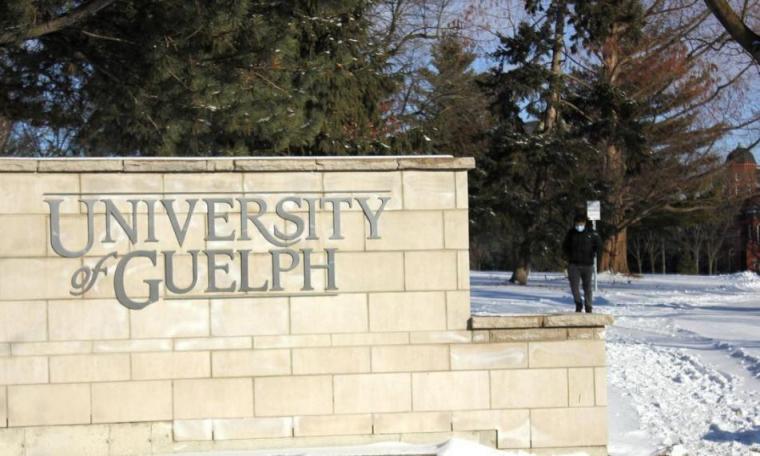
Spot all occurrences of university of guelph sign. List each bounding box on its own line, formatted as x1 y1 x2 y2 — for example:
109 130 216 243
45 193 389 309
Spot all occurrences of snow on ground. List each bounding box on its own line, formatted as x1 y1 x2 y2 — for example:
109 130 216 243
175 437 520 456
471 270 760 456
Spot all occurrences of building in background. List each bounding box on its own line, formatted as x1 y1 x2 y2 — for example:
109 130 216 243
726 147 760 272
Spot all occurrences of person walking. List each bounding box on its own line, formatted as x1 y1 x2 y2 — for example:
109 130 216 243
562 213 602 313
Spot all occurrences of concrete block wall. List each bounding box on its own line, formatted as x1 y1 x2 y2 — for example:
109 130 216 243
0 157 612 456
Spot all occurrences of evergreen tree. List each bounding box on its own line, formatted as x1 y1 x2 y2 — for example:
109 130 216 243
1 0 395 155
483 0 601 283
398 32 492 158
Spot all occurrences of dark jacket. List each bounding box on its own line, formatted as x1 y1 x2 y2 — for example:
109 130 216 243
563 227 602 266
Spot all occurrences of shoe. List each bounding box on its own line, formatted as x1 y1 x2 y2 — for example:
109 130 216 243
575 302 582 313
585 307 592 313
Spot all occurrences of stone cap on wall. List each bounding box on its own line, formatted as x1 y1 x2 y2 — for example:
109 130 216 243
470 313 614 330
0 155 476 173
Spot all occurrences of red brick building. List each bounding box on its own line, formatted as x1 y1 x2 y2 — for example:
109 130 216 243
726 147 760 273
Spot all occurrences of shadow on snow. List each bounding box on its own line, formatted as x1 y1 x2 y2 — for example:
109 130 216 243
703 424 760 445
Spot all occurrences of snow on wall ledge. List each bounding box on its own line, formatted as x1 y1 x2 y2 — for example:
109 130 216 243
0 156 610 456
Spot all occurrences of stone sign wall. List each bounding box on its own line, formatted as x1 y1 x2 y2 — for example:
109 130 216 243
0 156 611 456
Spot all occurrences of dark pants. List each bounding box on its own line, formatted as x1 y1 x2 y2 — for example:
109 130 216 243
568 263 593 312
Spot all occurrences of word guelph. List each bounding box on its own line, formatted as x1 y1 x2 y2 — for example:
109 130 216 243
45 195 390 309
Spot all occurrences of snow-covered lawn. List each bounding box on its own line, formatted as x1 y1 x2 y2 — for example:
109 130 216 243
471 270 760 456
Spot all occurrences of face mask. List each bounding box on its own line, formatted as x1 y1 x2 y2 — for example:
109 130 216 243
575 224 585 232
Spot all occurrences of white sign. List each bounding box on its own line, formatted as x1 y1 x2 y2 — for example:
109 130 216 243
587 200 601 221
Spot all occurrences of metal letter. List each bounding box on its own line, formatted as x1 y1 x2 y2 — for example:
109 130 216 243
114 250 161 310
356 196 390 239
103 199 139 244
161 198 198 246
47 198 97 258
144 199 158 242
274 197 304 241
303 197 319 240
239 249 268 291
321 197 352 240
302 248 337 291
205 198 235 241
238 197 297 248
271 249 299 291
205 249 236 292
164 250 199 294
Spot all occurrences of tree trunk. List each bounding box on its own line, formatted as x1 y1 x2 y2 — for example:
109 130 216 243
543 0 566 132
0 116 11 153
661 239 666 274
597 31 631 275
510 267 529 286
646 240 657 273
629 236 644 275
509 238 532 285
600 228 628 273
598 116 628 273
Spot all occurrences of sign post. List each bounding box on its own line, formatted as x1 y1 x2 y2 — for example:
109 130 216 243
587 200 601 293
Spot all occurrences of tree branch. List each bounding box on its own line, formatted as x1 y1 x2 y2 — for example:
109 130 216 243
0 0 117 45
80 29 132 44
703 0 760 64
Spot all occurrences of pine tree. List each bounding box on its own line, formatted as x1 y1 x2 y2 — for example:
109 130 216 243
483 0 601 283
398 32 492 157
1 0 395 156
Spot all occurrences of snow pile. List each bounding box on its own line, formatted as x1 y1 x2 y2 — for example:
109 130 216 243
436 438 523 455
729 271 760 292
174 438 520 456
